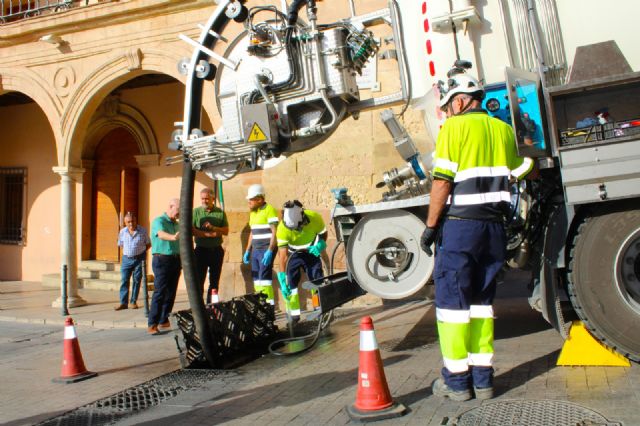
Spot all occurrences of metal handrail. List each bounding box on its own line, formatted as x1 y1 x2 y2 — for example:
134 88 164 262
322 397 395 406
1 0 73 23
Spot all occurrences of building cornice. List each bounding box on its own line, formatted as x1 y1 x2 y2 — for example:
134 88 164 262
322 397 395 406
0 0 213 47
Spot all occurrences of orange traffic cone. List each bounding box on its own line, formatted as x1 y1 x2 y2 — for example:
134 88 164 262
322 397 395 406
210 288 220 304
346 316 406 422
52 317 98 384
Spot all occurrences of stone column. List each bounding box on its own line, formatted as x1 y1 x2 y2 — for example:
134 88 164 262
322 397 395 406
52 166 87 308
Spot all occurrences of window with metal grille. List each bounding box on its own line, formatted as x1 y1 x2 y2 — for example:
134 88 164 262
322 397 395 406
0 168 27 245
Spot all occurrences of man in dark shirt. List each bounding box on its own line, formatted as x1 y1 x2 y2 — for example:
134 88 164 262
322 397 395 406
192 188 229 304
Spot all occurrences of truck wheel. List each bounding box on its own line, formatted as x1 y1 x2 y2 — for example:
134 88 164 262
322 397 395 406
568 202 640 362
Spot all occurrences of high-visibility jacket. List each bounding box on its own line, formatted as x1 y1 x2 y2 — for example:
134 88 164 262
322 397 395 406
249 203 279 250
432 109 534 221
276 210 326 250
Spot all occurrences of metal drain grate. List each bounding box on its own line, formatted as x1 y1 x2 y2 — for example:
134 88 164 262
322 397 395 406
38 369 229 426
451 400 621 426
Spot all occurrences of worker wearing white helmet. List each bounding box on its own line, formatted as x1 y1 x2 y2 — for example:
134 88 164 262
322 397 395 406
424 62 534 402
243 184 279 305
438 72 485 115
276 200 327 322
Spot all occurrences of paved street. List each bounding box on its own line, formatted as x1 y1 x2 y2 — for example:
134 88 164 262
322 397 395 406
0 322 180 426
1 272 639 426
118 282 640 426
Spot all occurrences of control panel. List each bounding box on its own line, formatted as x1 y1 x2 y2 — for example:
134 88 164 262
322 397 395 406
483 70 549 158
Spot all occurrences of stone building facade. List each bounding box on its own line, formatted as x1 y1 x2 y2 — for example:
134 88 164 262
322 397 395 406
0 0 431 311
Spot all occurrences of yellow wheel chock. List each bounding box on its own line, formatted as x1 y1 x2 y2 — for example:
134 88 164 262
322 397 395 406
556 321 630 366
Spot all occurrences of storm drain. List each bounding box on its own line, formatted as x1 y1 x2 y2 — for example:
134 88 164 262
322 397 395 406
449 400 621 426
38 369 231 426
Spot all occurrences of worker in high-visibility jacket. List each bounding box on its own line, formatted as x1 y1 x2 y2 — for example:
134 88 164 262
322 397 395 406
242 184 279 305
276 200 327 321
421 65 534 401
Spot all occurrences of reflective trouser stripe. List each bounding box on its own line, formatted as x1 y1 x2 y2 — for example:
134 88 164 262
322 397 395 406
442 356 470 373
437 319 470 373
254 280 274 305
469 351 493 366
436 308 470 323
288 289 301 316
469 304 494 366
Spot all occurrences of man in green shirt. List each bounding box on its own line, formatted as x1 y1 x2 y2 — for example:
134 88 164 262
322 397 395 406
148 198 181 335
276 200 327 322
193 187 229 304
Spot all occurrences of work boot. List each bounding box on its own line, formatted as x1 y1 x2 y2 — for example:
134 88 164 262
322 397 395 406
129 302 139 309
431 378 472 401
158 321 171 331
147 325 160 335
114 304 128 311
473 386 494 400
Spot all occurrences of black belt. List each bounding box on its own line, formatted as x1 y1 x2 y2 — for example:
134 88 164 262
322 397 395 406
153 253 180 258
446 215 502 223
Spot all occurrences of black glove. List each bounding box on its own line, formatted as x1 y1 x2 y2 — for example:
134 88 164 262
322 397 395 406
420 226 438 256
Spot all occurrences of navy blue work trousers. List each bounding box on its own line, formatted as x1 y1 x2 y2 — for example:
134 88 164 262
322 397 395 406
149 254 181 327
434 218 506 391
251 248 274 281
286 251 323 289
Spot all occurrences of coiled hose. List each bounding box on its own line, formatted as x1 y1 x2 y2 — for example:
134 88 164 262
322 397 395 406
267 243 342 356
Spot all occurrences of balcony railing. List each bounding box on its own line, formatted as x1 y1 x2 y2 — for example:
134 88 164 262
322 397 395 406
1 0 73 23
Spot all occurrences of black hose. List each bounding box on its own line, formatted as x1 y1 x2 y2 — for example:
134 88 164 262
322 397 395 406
179 163 217 367
329 240 343 275
248 30 304 106
286 0 307 26
268 247 333 356
179 8 233 368
268 314 329 356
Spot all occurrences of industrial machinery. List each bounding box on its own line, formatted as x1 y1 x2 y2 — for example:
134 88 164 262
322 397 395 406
173 0 640 365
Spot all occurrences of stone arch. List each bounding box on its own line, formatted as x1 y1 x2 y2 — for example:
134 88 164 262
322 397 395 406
83 100 159 161
0 67 64 142
61 47 188 168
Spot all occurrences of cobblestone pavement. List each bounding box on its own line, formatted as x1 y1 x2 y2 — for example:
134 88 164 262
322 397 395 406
118 273 639 426
2 273 639 426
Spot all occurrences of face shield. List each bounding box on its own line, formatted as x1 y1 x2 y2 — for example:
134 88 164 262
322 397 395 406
283 200 304 230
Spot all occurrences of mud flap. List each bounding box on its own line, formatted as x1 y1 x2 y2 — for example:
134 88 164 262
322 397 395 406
537 205 569 338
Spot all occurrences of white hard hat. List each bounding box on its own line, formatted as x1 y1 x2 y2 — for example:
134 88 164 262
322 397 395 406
438 73 484 108
246 184 265 200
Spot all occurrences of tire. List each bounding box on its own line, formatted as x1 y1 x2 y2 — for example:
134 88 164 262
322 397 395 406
567 201 640 362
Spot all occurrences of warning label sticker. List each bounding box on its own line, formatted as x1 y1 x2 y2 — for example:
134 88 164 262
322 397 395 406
247 123 268 143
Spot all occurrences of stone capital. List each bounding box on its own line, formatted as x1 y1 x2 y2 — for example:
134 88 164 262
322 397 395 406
52 166 85 181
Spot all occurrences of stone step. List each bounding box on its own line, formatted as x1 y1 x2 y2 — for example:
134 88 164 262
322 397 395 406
42 273 155 292
81 278 120 292
79 260 120 272
77 269 154 282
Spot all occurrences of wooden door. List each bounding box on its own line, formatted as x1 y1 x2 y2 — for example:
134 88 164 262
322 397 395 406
90 128 139 261
118 168 139 259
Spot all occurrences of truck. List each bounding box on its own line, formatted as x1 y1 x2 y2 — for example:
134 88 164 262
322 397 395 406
170 0 640 365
